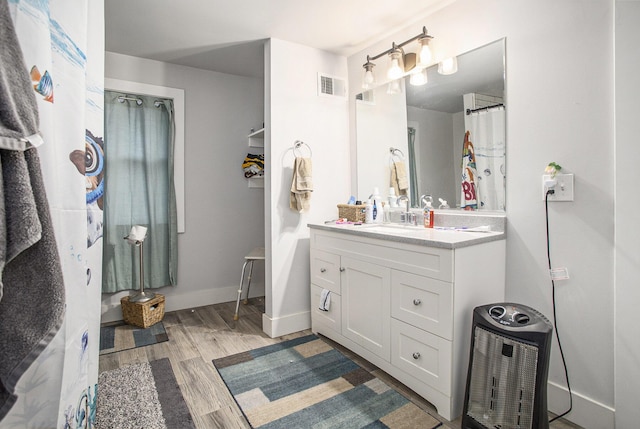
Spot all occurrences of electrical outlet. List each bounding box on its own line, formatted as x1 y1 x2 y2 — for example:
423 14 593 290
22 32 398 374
542 173 574 201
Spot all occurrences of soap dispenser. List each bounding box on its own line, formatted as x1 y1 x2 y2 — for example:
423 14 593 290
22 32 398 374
421 195 434 228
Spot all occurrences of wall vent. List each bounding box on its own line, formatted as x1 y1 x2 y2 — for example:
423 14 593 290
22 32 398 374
356 90 375 104
318 73 346 98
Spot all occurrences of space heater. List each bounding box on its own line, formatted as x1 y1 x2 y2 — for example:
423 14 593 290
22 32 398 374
462 303 553 429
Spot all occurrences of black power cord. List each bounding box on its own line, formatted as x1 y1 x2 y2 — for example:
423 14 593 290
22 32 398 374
545 189 573 423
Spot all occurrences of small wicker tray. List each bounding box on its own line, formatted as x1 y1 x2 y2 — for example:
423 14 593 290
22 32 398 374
121 294 165 328
337 204 366 223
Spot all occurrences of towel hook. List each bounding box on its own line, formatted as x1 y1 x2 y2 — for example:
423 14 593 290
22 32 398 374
294 140 312 158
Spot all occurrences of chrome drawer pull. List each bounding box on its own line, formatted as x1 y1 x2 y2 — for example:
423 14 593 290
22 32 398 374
413 299 421 306
320 268 326 273
340 267 345 272
412 352 421 360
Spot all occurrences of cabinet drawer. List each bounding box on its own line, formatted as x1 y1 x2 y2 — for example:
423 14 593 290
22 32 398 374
391 319 452 396
391 270 453 340
310 285 341 333
310 249 341 294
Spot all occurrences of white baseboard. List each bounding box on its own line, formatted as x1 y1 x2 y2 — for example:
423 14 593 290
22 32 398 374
100 283 266 324
547 381 614 428
262 311 311 338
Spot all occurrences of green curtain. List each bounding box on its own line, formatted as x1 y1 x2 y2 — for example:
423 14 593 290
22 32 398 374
407 127 419 207
102 91 178 293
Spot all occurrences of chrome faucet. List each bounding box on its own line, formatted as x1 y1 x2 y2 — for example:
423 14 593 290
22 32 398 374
396 195 416 225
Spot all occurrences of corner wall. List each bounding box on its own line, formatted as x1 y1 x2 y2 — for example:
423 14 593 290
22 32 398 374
614 1 640 426
263 39 350 337
347 1 614 426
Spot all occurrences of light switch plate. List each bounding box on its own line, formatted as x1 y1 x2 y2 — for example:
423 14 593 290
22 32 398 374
542 173 574 201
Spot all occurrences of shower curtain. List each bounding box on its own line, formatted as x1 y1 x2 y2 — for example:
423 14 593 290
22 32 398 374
0 1 104 428
102 92 178 293
463 107 506 210
407 127 419 207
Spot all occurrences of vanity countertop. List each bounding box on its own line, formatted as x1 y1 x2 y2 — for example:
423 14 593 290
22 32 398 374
308 222 505 249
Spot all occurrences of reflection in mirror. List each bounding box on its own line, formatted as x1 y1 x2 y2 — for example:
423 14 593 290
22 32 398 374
355 39 506 211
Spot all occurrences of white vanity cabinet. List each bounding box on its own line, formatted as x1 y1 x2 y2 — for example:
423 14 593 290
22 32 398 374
309 225 505 421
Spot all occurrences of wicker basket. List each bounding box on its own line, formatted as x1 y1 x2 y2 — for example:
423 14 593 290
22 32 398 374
337 204 366 223
121 294 165 328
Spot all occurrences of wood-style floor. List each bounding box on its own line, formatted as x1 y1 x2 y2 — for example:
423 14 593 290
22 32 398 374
98 298 582 429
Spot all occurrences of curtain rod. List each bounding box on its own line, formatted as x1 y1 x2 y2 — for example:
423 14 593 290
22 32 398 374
466 103 504 115
117 95 167 108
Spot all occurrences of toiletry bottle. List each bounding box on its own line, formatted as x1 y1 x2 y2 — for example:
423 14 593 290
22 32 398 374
388 187 397 208
372 187 383 223
383 202 390 223
372 199 378 223
438 198 450 209
365 199 373 224
423 199 434 228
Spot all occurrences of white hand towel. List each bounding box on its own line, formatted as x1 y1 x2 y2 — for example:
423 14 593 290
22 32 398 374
319 289 331 311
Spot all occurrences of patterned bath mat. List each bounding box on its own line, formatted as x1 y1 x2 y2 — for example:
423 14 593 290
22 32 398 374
99 321 168 355
96 357 195 429
213 334 444 429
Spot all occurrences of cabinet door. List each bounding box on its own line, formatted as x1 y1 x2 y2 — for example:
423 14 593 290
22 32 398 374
391 270 453 340
341 256 391 361
310 249 341 294
310 284 341 333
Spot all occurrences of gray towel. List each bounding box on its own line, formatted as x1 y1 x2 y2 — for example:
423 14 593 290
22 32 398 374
0 0 42 151
0 0 65 420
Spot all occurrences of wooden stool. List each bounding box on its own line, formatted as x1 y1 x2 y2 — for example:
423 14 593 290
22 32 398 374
233 247 265 321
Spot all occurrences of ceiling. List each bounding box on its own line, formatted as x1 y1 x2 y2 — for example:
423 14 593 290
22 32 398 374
105 0 452 77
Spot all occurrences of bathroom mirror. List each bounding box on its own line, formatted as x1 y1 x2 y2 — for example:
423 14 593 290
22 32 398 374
355 39 506 210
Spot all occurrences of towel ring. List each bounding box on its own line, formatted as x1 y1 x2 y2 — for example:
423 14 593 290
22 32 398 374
294 140 312 158
389 147 404 158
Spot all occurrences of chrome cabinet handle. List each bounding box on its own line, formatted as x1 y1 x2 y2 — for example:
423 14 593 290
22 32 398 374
320 268 326 273
413 299 421 306
340 267 345 272
412 352 421 360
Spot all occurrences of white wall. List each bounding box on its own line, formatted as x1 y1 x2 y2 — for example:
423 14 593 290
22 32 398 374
348 1 614 426
614 1 640 426
102 52 265 320
263 39 350 337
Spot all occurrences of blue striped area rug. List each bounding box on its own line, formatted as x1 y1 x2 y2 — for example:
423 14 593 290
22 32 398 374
99 321 168 355
213 334 444 429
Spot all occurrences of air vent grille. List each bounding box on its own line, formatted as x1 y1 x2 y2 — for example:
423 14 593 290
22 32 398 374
317 73 346 97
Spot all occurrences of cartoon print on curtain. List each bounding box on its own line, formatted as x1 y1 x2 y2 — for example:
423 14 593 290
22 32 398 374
0 1 104 428
460 130 478 210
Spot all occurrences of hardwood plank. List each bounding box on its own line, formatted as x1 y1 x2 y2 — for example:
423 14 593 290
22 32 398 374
193 405 250 429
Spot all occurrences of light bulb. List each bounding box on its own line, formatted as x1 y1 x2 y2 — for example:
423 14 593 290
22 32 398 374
417 37 432 67
362 70 375 89
438 57 458 75
387 79 402 95
387 58 403 79
361 60 376 89
409 68 428 86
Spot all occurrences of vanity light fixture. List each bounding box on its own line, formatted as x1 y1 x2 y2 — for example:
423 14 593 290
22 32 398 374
438 56 458 75
361 26 434 88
